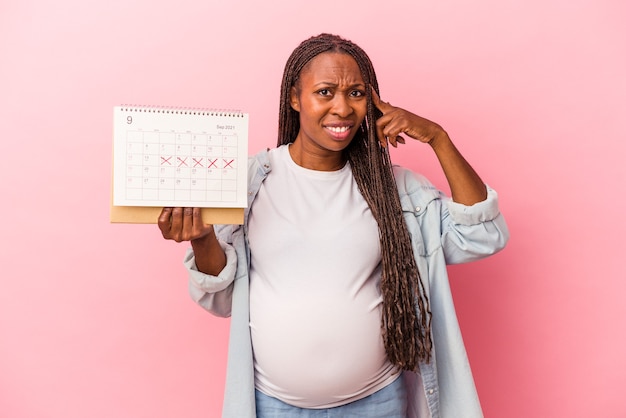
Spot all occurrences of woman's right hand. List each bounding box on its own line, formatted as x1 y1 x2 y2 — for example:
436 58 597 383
158 207 215 243
158 207 227 275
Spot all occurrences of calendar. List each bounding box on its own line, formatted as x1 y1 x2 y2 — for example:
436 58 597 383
112 106 249 209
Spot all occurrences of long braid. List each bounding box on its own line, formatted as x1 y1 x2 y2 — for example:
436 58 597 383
277 33 432 370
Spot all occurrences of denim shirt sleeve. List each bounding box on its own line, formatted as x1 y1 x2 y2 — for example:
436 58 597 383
394 165 509 266
183 227 238 318
441 186 509 264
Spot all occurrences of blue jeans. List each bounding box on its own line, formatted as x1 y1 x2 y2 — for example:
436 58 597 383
255 376 407 418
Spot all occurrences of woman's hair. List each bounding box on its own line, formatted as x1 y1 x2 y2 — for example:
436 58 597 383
277 33 432 370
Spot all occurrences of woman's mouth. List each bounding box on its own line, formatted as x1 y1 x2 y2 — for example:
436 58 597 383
325 124 353 140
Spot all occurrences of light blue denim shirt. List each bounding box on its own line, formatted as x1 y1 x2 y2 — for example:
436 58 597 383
184 147 509 418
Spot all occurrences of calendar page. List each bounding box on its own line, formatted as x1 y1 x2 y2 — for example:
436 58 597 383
112 106 248 208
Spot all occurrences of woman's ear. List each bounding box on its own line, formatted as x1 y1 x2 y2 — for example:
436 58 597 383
290 86 300 112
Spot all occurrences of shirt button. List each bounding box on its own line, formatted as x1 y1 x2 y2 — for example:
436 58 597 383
428 389 434 394
415 206 421 212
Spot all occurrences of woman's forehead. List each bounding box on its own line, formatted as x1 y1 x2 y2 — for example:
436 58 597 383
299 52 364 84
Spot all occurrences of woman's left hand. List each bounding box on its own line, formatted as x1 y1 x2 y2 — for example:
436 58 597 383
371 88 447 148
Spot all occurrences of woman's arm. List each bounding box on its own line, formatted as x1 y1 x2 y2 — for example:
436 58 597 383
371 89 487 205
428 132 487 205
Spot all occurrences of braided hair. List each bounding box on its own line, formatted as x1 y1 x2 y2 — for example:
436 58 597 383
277 33 432 370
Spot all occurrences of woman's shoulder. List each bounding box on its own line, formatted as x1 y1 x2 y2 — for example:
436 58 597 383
392 165 439 196
248 147 272 169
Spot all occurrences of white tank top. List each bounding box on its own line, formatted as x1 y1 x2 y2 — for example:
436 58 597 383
248 145 399 408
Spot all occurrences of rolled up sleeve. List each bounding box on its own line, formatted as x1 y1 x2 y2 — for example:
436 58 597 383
184 240 238 317
442 186 510 264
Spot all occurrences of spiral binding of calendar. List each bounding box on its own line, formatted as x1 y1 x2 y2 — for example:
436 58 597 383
118 105 245 118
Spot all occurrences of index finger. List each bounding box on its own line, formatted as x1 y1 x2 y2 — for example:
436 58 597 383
370 87 390 147
158 207 173 233
370 87 392 113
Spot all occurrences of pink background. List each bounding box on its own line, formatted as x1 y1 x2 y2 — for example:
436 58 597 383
1 0 625 417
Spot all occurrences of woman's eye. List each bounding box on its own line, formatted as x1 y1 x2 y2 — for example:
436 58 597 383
350 90 364 97
318 89 331 96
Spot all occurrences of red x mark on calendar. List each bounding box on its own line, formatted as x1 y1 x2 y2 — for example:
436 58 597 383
177 157 188 167
161 156 172 165
207 159 218 169
192 158 203 167
223 159 234 168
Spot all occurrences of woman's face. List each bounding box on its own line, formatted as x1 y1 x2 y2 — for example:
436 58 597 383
290 52 367 155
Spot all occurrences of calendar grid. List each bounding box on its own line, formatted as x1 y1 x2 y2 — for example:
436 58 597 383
113 106 248 208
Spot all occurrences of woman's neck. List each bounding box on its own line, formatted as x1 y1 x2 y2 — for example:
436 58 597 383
287 140 346 171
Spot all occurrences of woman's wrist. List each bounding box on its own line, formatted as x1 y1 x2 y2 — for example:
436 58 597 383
190 227 227 275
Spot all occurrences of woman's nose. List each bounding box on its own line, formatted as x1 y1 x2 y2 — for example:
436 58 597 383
330 95 353 117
